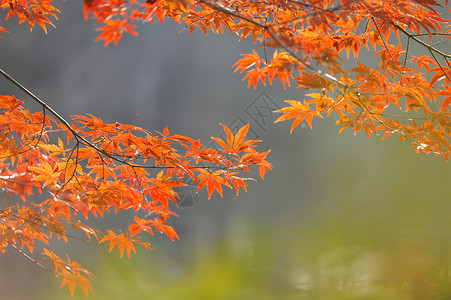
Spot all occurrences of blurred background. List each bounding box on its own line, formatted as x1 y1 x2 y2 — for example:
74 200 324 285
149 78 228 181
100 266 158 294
1 2 451 299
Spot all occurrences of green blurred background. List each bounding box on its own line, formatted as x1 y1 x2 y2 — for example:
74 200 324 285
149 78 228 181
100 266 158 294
0 1 450 299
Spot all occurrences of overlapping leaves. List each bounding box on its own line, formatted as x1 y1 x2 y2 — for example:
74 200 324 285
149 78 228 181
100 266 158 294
0 95 271 296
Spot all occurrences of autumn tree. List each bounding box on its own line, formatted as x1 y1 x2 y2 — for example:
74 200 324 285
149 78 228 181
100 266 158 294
0 0 450 296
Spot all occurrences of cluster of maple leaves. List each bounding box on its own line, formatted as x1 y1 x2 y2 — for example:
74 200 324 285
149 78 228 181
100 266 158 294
0 0 450 297
0 93 271 295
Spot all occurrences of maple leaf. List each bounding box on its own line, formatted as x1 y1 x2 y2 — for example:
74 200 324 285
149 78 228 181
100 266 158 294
430 66 451 86
151 218 179 241
275 100 323 132
222 172 248 196
233 50 270 88
211 124 260 156
295 73 331 89
129 216 154 237
99 230 136 258
96 19 139 46
29 160 61 188
195 169 231 199
31 1 61 19
59 268 94 297
410 55 437 72
27 1 60 33
266 50 296 88
438 86 451 111
243 68 268 89
43 249 95 297
233 50 265 73
240 148 272 179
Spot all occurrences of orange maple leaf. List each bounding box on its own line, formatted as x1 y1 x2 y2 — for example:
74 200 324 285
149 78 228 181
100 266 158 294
195 169 231 199
275 100 323 132
211 124 260 155
60 270 94 297
233 50 265 73
438 86 451 111
29 160 61 188
96 19 139 46
152 219 179 241
99 230 136 258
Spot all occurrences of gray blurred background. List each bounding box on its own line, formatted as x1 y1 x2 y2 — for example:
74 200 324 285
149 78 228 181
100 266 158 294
1 2 451 299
